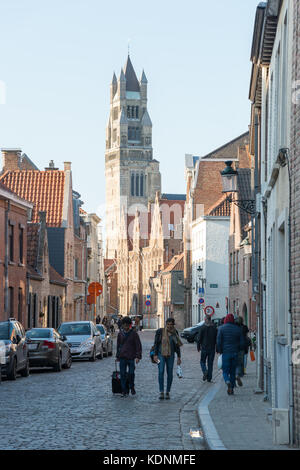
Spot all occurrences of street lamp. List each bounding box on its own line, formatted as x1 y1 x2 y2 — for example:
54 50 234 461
220 161 256 215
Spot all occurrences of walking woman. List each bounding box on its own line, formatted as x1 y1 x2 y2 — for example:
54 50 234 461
153 318 183 400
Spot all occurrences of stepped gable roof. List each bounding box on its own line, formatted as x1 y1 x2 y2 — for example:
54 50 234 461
124 55 140 92
207 194 231 217
162 253 184 273
0 170 66 227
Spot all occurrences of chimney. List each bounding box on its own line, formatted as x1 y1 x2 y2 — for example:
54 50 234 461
64 162 72 171
2 148 22 171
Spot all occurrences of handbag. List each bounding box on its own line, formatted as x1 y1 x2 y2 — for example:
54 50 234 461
250 350 255 361
176 365 183 378
217 354 222 370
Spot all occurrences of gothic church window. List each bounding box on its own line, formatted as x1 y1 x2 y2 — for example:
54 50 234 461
131 173 135 196
136 174 140 197
128 127 140 141
140 174 144 196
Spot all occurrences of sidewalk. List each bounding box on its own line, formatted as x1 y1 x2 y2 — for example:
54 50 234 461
198 359 291 450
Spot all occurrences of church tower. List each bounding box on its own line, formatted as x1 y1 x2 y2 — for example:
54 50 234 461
105 56 161 259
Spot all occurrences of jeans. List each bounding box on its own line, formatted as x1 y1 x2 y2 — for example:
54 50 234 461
222 352 238 389
119 358 135 392
244 353 248 370
158 353 175 393
200 348 215 381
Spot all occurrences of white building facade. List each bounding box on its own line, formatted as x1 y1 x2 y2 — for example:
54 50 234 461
191 211 230 325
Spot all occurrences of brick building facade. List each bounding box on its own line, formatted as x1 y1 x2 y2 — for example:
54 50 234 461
0 181 33 324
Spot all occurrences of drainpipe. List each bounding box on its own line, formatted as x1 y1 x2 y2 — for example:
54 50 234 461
254 110 264 392
4 200 10 317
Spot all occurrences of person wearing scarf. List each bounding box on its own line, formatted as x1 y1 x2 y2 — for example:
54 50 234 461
153 318 183 400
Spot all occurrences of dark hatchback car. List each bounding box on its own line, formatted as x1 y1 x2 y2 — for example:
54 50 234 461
26 328 72 371
180 321 205 343
0 318 30 380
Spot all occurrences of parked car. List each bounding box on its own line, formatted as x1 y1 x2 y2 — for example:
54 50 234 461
25 328 72 371
95 324 113 357
180 321 205 343
58 321 103 361
0 318 30 380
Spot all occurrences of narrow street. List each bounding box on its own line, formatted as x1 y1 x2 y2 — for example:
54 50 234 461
0 331 208 450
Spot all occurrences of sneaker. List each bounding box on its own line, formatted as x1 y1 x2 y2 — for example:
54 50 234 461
203 372 208 381
165 392 170 400
226 382 232 395
121 392 128 397
131 387 136 395
159 392 164 400
236 376 243 387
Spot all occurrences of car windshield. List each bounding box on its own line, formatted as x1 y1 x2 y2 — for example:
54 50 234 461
26 329 51 339
0 323 10 340
59 323 91 336
96 325 105 335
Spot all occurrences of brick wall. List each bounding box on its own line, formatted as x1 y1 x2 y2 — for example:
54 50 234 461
0 199 28 325
291 0 300 447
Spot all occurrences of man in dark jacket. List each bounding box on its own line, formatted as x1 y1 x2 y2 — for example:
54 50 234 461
116 316 142 397
216 314 245 395
196 315 217 382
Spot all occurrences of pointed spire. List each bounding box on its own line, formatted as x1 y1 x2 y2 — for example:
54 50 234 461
119 68 126 82
140 70 148 84
111 72 117 84
123 55 140 92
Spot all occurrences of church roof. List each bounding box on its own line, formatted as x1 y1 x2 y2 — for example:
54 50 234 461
124 55 140 92
141 109 152 127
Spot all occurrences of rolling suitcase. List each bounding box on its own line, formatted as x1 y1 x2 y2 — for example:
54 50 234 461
112 361 129 394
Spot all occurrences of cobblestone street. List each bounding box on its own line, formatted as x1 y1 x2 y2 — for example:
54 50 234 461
0 331 208 450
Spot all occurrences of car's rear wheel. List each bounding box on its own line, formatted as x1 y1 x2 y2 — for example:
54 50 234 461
187 338 194 343
20 359 30 377
53 353 62 372
7 357 17 380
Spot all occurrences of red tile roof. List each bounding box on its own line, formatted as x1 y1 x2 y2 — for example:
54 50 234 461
162 253 184 273
0 170 65 227
207 195 231 217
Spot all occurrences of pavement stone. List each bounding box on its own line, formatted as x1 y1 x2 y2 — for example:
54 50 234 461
0 330 209 450
198 358 293 451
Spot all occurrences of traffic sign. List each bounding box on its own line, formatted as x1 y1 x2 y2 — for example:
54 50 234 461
88 282 103 296
198 298 205 305
145 300 151 306
204 306 215 316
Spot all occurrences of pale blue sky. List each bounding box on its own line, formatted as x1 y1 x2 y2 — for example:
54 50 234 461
0 0 259 217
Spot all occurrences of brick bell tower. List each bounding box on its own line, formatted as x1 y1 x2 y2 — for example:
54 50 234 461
105 55 161 259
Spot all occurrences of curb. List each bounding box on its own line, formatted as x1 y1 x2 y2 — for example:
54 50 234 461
197 374 227 451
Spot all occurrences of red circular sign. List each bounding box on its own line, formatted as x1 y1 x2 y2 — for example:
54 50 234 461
204 306 215 316
145 300 151 306
88 282 103 296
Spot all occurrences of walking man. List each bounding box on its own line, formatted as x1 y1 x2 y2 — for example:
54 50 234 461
153 317 183 400
196 315 217 383
116 317 142 397
216 314 245 395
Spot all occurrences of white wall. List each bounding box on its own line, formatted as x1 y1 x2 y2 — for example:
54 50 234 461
191 216 230 325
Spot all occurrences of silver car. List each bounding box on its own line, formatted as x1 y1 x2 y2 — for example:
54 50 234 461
95 324 113 357
26 328 72 371
58 321 103 361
